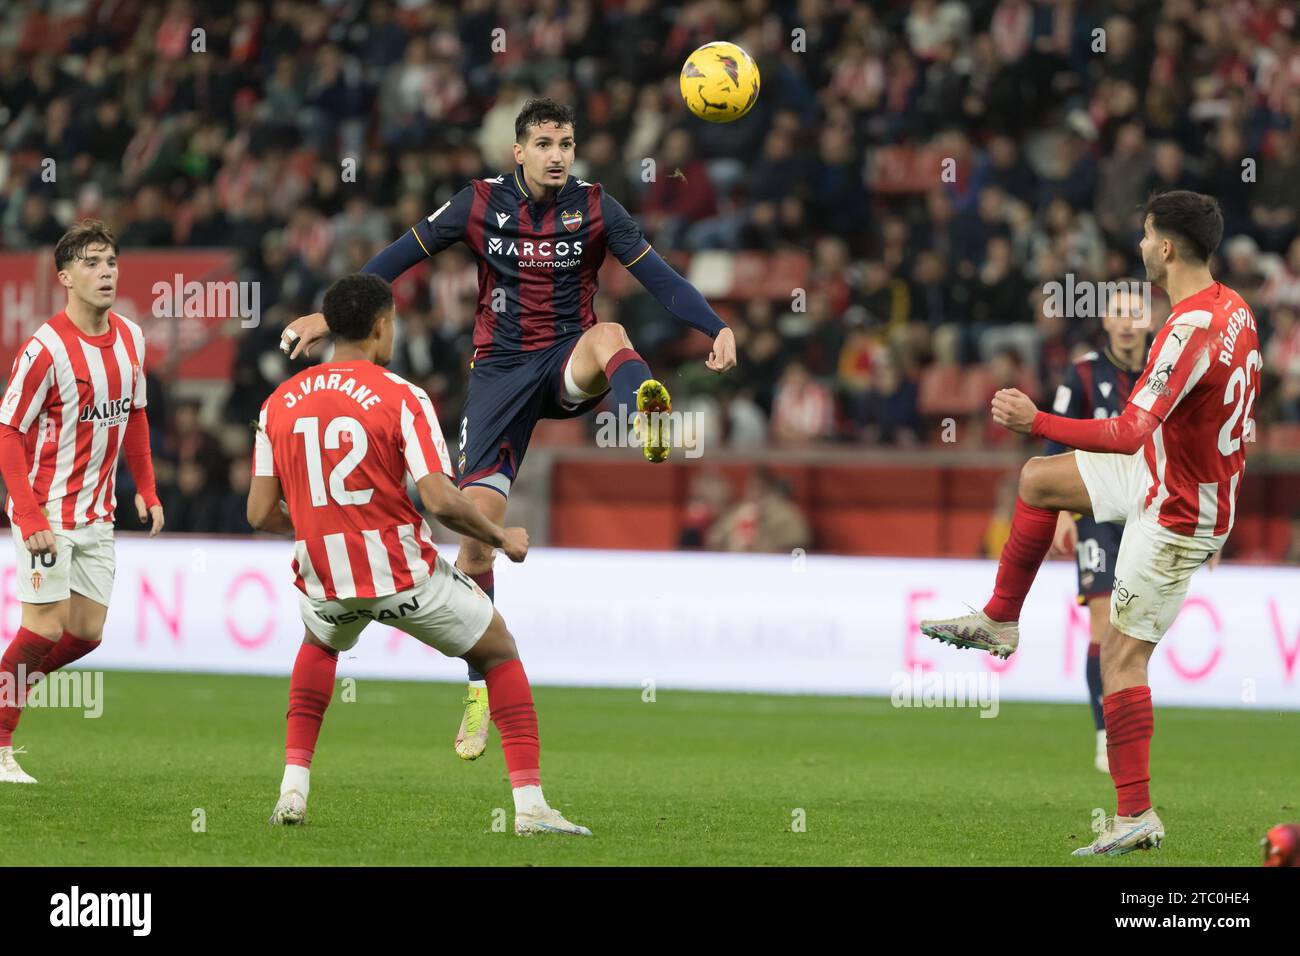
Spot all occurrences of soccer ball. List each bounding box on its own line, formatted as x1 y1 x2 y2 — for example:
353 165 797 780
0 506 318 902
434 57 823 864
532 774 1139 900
680 41 760 123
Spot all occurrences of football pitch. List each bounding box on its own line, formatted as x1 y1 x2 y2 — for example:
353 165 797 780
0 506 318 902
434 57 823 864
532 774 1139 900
3 671 1294 867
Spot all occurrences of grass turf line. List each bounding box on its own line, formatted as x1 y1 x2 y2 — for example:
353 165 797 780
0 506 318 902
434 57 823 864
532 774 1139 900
2 671 1294 866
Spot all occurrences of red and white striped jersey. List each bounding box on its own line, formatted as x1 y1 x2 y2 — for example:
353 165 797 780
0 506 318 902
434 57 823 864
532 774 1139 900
0 310 147 531
1130 282 1261 538
254 360 454 600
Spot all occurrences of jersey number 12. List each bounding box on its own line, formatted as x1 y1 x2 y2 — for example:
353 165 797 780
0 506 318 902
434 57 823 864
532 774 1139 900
292 415 374 507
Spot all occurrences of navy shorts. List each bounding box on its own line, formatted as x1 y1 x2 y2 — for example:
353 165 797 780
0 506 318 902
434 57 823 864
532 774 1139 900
455 335 607 496
1074 515 1123 603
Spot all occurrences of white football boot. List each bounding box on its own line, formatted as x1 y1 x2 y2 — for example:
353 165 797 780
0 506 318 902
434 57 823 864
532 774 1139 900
1072 808 1164 857
919 608 1020 660
269 789 308 826
0 746 37 784
1095 729 1109 773
515 806 592 837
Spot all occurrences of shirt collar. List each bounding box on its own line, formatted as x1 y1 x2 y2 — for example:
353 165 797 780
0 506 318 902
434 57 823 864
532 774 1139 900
513 164 571 207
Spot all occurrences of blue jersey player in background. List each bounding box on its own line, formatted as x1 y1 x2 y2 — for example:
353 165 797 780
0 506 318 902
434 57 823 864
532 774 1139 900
281 98 737 759
1043 286 1151 774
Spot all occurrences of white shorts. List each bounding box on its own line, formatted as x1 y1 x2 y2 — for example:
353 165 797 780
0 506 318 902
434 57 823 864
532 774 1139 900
11 522 116 607
298 554 494 656
1075 450 1222 644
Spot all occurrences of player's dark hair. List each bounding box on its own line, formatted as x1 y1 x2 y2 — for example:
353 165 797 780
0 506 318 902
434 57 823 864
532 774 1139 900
322 273 393 342
54 219 118 272
515 97 576 144
1143 190 1224 263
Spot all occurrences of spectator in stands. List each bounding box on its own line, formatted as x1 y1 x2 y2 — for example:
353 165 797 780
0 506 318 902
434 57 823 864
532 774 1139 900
118 184 172 246
706 468 811 554
640 127 717 249
677 469 733 550
1266 305 1300 423
770 360 835 445
183 183 230 247
1251 131 1300 254
215 456 255 535
1222 235 1267 305
162 460 220 534
1261 236 1300 311
863 349 921 447
12 194 64 247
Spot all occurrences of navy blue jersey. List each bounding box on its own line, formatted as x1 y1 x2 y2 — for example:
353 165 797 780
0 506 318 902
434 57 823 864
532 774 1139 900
1043 348 1142 456
410 164 651 358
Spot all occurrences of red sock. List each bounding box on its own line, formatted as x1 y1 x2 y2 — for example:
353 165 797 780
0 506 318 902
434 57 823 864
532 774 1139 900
285 642 338 768
1104 685 1154 816
0 627 57 747
485 658 540 788
983 497 1058 622
39 631 100 674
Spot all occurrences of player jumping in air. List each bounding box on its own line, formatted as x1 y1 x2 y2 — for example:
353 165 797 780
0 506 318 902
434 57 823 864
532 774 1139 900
1044 287 1152 774
250 273 589 835
0 220 164 784
921 191 1260 857
280 98 736 760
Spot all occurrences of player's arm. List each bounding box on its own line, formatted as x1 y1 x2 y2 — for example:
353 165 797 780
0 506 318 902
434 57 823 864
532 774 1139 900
415 472 527 561
994 389 1160 454
603 192 736 373
246 404 293 534
281 187 475 359
1042 363 1086 457
123 345 164 535
399 385 528 561
246 475 295 534
999 320 1209 453
0 342 57 554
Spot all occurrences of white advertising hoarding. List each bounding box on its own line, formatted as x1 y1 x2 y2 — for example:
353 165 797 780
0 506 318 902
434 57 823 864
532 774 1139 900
3 535 1297 710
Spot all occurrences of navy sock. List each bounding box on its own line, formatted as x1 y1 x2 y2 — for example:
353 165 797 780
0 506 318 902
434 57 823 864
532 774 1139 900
466 568 495 684
1086 645 1105 731
605 348 652 415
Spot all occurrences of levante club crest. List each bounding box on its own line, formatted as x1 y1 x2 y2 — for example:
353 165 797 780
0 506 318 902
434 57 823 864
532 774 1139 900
561 209 583 233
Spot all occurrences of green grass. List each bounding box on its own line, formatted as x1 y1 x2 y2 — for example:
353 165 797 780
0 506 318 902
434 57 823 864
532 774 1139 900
3 671 1295 866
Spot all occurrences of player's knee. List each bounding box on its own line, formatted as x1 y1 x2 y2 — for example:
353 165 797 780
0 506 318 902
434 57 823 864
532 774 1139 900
593 321 631 352
1100 629 1147 693
21 607 66 642
464 616 518 673
457 538 495 573
1017 457 1051 508
25 622 63 642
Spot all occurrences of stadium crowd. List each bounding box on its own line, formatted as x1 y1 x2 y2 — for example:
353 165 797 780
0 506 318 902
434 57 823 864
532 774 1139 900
2 0 1300 535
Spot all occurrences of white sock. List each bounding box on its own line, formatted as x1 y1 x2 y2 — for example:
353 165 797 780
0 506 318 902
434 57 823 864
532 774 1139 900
512 785 547 814
281 764 310 799
468 679 487 690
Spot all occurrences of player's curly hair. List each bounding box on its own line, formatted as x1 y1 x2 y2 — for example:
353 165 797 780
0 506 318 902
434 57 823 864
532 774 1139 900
54 219 118 272
1143 190 1224 264
515 97 576 144
322 273 393 342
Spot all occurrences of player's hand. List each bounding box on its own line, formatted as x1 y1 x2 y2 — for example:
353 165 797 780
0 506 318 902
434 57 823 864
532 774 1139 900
501 526 529 563
24 529 57 556
280 312 330 360
1206 550 1222 571
1050 510 1077 557
991 388 1037 434
706 327 736 373
136 494 165 536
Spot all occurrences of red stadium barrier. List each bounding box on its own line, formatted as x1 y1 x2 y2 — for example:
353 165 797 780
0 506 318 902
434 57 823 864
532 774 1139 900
0 250 240 379
547 453 1300 560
